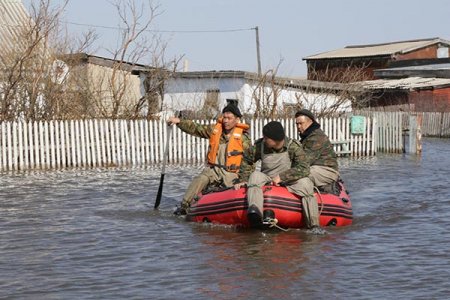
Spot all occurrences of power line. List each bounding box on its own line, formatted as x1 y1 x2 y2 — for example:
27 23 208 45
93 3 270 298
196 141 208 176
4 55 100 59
65 21 255 33
0 21 255 33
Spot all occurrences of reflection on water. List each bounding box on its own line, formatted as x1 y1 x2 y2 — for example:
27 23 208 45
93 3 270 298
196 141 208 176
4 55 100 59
1 138 450 299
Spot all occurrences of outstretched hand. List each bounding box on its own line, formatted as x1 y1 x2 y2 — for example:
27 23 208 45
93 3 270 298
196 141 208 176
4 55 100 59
167 116 180 126
272 175 281 186
234 182 247 190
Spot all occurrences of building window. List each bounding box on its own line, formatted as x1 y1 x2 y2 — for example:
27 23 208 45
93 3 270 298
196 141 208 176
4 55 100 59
437 47 449 58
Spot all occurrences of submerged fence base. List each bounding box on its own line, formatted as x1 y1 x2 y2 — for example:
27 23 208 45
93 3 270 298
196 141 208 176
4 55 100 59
408 114 423 154
1 116 381 171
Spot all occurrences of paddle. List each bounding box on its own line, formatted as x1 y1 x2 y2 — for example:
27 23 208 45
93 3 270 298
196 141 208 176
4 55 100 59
154 121 173 209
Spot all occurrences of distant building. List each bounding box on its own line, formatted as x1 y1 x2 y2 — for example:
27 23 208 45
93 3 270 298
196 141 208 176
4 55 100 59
61 53 151 117
374 58 450 79
304 38 450 82
359 77 450 112
138 70 356 118
366 58 450 111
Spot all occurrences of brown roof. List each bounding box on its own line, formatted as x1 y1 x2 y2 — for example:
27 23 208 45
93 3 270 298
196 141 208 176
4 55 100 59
304 38 450 60
61 53 154 73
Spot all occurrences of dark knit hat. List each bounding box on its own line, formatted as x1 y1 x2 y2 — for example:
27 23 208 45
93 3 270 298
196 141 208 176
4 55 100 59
222 104 242 118
295 109 316 122
263 121 285 141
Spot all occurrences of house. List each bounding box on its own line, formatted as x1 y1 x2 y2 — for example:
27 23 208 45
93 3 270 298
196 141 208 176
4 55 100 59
60 53 152 118
304 38 450 82
366 59 450 111
135 70 358 118
0 2 159 120
358 77 450 112
374 58 450 79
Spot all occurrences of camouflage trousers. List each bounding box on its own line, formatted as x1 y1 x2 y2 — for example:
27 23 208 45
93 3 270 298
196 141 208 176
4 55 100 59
309 165 339 186
181 166 238 209
246 171 319 228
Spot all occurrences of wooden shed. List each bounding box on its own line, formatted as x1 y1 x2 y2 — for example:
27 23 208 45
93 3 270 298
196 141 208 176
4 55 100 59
360 77 450 112
304 38 450 82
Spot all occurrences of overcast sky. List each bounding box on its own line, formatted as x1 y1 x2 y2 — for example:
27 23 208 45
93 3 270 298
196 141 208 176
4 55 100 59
23 0 450 77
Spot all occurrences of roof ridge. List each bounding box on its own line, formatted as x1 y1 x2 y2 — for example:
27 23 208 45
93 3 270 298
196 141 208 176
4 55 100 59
345 37 441 49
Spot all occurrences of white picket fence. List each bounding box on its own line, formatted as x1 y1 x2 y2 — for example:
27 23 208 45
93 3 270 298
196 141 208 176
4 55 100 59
0 117 377 171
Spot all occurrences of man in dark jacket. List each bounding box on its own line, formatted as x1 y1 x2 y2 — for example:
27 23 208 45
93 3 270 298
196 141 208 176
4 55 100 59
235 121 325 234
295 109 340 190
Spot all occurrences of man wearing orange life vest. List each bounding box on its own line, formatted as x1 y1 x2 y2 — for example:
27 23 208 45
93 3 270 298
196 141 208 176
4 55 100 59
168 104 252 215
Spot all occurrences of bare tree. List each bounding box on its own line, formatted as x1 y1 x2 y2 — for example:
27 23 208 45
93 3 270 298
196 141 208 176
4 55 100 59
91 0 181 120
248 63 372 119
0 0 179 121
0 0 101 121
136 56 182 120
0 0 67 121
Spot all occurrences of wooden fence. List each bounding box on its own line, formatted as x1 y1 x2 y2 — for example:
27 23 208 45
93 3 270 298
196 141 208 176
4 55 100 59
362 112 404 153
420 112 450 137
0 116 381 171
358 111 450 138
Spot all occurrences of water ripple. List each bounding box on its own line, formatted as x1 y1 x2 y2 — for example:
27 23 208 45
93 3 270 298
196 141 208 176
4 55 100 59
1 138 450 299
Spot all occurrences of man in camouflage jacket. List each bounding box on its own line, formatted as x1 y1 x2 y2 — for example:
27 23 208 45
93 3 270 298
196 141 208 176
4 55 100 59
168 104 251 215
235 121 324 233
295 109 340 188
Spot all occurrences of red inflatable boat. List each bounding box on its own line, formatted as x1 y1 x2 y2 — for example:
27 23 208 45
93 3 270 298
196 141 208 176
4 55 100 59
187 182 352 229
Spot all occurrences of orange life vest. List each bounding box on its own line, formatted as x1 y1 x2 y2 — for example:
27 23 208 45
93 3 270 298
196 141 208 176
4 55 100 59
207 118 250 173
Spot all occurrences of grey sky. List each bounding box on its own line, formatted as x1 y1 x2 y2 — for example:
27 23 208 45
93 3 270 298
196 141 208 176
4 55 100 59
23 0 450 77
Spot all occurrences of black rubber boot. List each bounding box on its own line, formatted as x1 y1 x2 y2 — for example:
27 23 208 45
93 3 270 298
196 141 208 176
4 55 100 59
247 204 262 228
262 209 275 224
173 206 187 216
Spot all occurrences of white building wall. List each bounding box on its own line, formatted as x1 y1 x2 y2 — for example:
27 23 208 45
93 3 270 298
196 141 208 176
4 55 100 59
163 77 247 112
160 77 352 116
241 82 352 114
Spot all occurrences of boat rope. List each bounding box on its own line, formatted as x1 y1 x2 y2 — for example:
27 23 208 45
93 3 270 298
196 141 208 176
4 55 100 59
245 184 324 229
263 218 289 232
314 186 324 216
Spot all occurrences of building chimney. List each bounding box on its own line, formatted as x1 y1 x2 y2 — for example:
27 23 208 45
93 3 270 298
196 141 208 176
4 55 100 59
183 59 189 72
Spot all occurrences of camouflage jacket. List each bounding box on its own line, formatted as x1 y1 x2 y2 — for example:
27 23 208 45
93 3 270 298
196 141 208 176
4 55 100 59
177 118 252 155
299 123 338 171
238 137 310 184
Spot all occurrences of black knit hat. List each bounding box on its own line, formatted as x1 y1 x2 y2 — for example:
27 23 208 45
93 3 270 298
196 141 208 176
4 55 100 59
263 121 285 141
222 104 242 118
295 109 316 122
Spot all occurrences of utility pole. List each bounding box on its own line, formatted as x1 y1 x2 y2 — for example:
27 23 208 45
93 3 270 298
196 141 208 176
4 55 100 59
254 26 261 76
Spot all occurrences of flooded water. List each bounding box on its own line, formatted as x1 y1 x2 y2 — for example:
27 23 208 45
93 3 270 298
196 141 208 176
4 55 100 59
1 138 450 299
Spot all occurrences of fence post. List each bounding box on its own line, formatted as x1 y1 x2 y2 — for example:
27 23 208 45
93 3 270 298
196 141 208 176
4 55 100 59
408 114 423 155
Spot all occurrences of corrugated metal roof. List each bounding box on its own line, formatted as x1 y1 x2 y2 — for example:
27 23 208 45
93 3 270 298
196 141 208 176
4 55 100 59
378 63 450 72
359 77 450 90
0 0 30 53
374 63 450 79
304 38 450 60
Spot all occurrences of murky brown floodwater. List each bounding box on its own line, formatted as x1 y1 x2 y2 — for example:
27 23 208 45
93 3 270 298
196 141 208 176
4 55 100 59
1 138 449 299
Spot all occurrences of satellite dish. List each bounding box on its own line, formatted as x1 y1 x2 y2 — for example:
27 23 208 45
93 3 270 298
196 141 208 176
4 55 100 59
51 59 69 84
